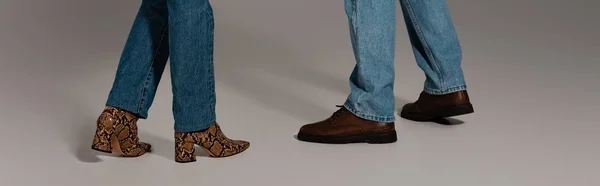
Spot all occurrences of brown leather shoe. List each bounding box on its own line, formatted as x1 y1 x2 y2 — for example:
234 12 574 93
297 106 397 144
400 90 474 122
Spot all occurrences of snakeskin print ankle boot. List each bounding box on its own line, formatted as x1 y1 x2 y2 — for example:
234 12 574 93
91 106 151 157
174 123 250 163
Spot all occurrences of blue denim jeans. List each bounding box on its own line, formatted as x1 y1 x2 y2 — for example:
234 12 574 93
106 0 216 132
343 0 466 122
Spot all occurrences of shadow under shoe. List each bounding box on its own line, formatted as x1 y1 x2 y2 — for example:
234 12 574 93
401 90 474 122
91 106 151 157
174 123 250 163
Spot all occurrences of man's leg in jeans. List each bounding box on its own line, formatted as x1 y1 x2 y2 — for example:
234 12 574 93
343 0 397 122
399 0 474 122
296 0 398 144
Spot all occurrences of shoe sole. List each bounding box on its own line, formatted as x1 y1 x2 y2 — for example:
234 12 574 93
297 130 397 144
400 103 474 122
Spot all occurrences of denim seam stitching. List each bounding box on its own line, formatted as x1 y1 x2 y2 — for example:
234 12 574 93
136 24 169 114
403 1 445 89
351 0 360 62
208 11 216 115
351 0 364 108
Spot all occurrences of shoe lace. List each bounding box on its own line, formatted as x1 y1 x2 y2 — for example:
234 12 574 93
329 105 345 123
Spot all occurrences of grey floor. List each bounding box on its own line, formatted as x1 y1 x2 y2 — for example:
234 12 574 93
1 0 599 186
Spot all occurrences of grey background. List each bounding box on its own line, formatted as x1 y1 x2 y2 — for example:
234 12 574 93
0 0 598 186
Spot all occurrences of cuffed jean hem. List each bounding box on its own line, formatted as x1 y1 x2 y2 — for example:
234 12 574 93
105 102 149 119
424 85 467 95
343 102 396 123
174 119 215 133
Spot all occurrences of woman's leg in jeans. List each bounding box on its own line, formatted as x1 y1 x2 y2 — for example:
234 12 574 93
106 0 170 118
168 0 250 162
167 0 216 132
93 0 168 156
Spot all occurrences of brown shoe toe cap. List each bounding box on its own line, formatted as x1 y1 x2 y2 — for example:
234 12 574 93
298 123 320 135
401 103 417 113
